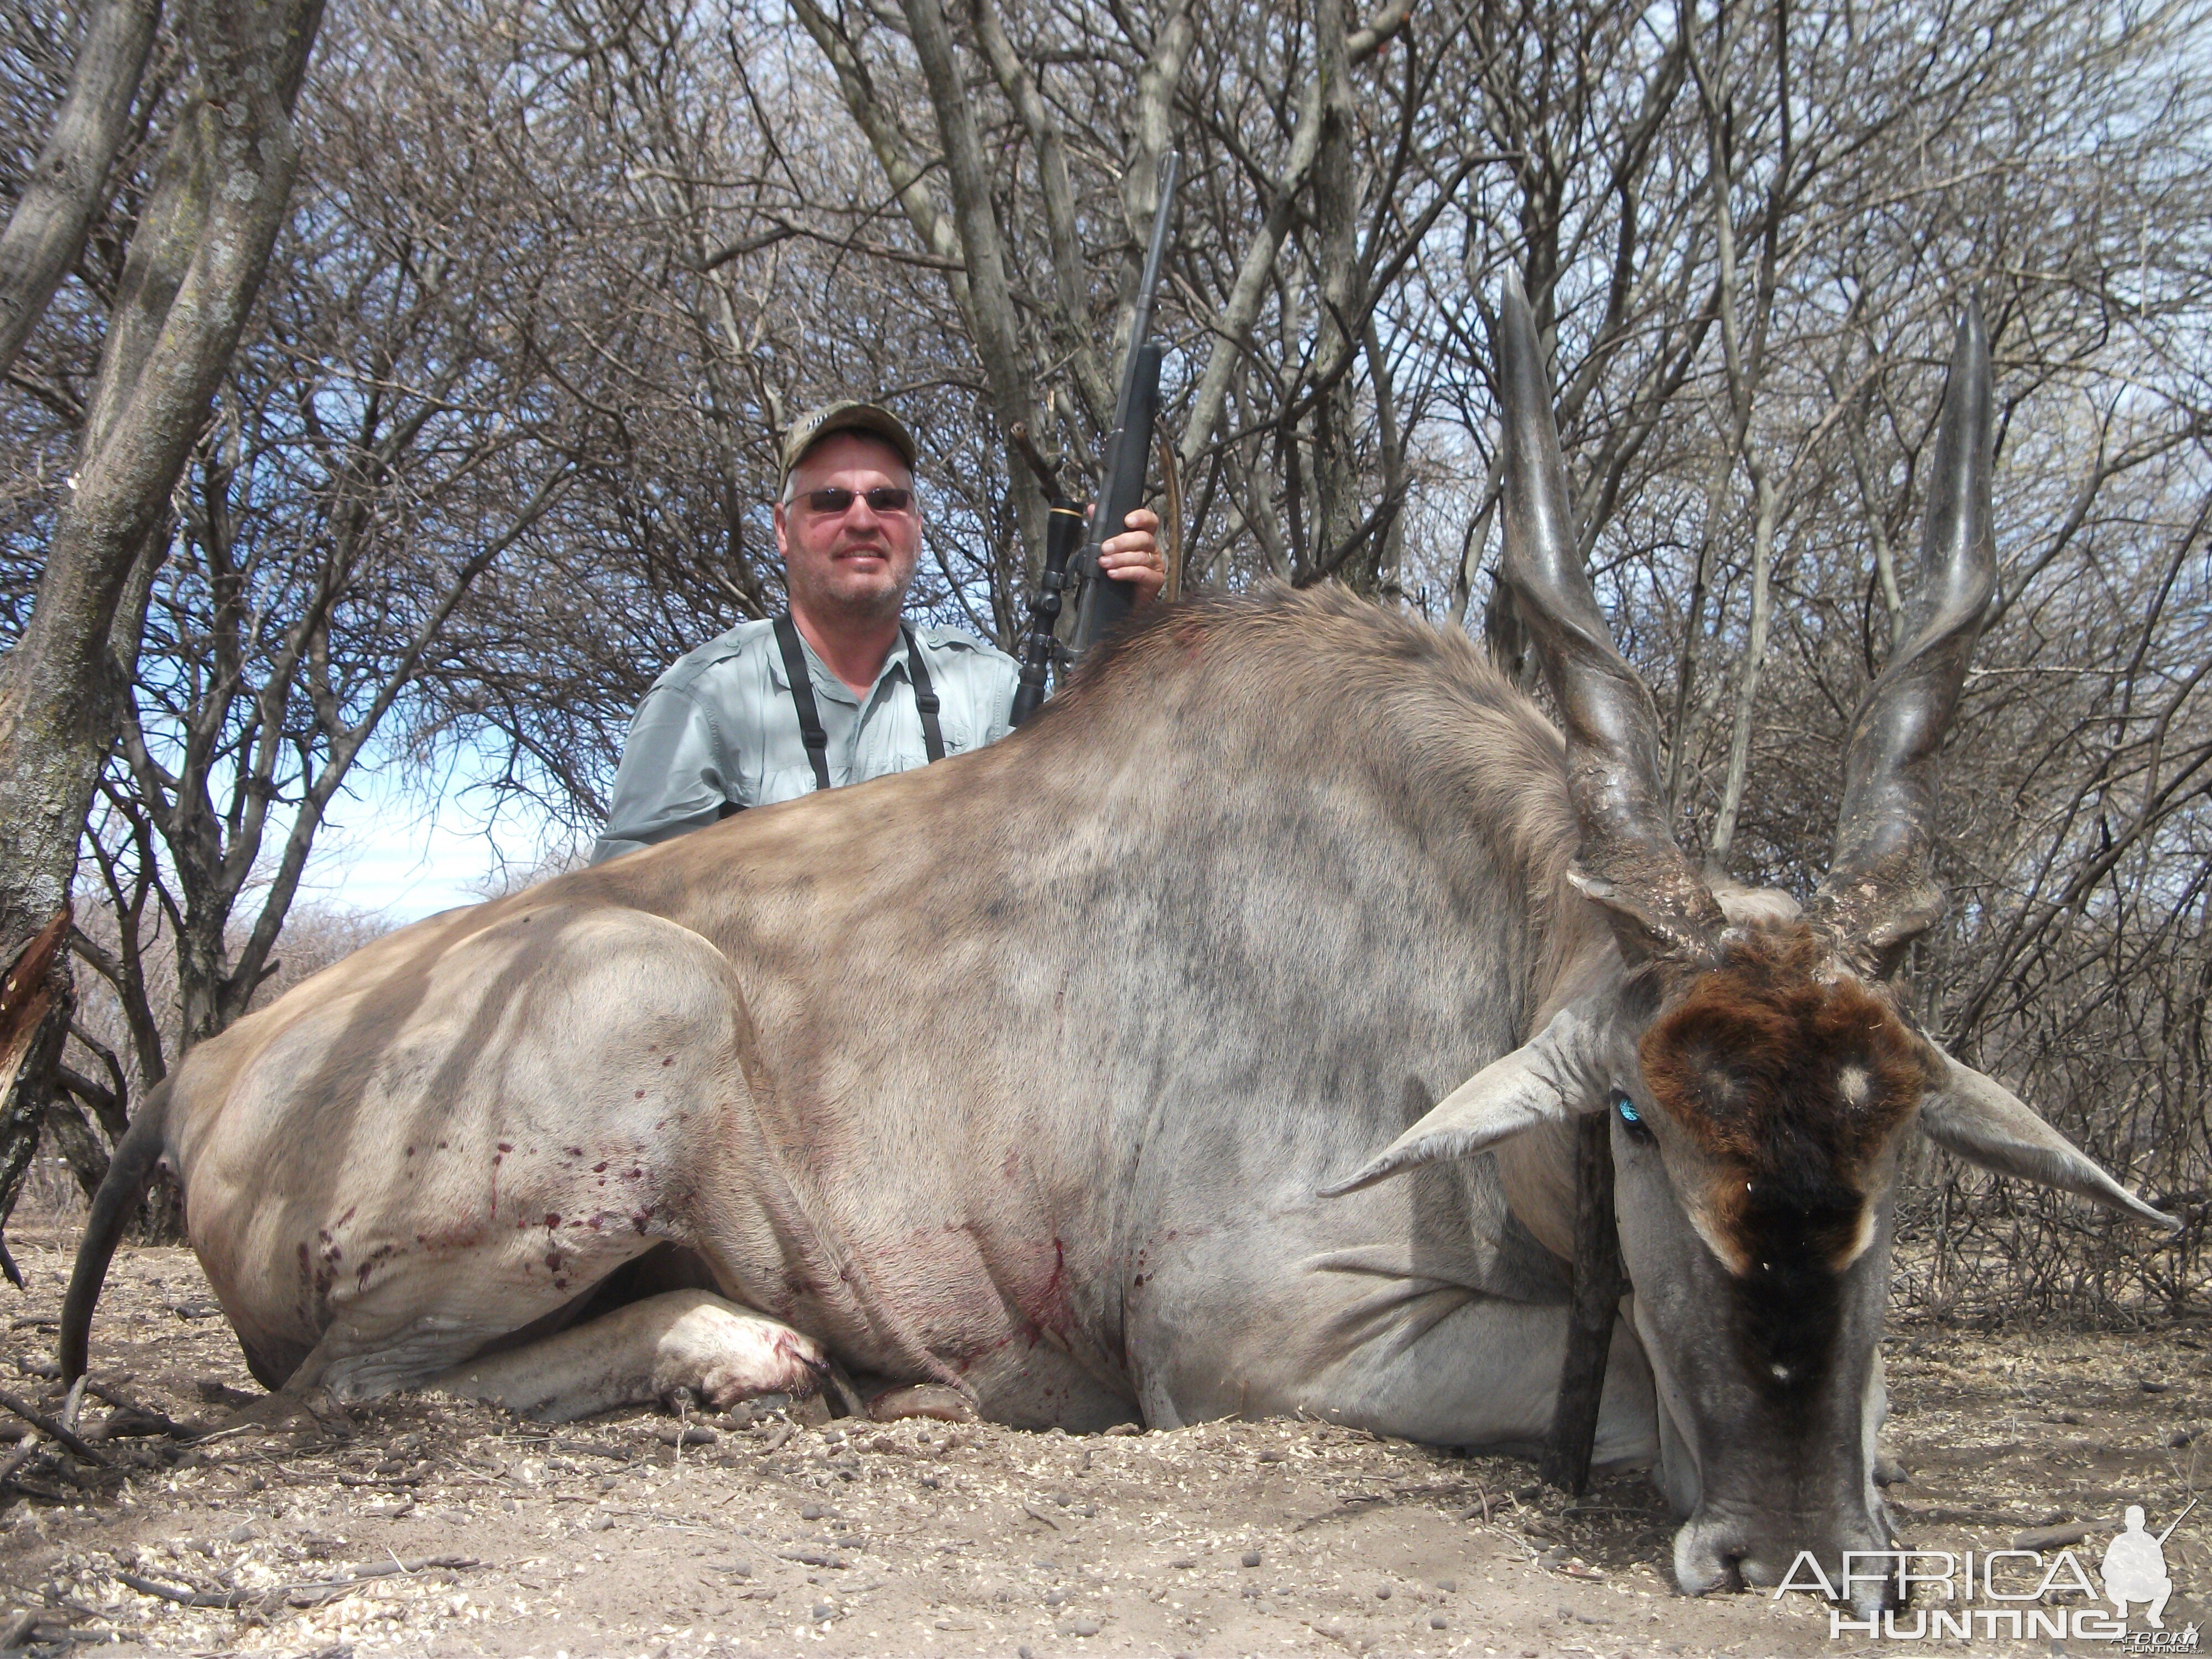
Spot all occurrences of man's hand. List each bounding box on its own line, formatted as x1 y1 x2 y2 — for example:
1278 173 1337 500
1095 507 1167 608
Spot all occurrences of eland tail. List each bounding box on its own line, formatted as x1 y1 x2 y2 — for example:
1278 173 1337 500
59 1081 172 1383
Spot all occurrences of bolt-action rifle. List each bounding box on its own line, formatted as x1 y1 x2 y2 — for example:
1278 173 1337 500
1009 155 1180 723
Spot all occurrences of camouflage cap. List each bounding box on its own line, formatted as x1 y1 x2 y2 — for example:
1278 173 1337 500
779 401 919 484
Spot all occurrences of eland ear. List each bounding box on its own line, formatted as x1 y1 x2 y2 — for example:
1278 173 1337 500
1322 1004 1606 1197
1919 1052 2177 1230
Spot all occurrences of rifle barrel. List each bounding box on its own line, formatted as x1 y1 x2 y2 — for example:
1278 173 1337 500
1070 152 1180 657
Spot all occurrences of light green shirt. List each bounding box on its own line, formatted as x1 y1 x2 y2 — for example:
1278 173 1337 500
591 618 1019 862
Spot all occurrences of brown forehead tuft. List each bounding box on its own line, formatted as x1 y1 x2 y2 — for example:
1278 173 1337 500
1636 924 1939 1401
1639 924 1932 1194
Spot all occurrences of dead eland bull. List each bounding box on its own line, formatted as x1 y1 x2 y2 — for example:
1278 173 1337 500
62 285 2169 1607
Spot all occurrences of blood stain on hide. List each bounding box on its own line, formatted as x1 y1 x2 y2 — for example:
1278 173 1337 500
1018 1238 1076 1349
415 1224 484 1253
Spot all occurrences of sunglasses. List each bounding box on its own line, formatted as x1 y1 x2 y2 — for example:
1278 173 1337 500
796 486 914 516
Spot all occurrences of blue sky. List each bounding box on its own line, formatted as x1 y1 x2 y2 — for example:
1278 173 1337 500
295 755 581 923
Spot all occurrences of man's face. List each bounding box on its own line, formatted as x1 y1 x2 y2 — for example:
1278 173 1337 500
774 432 920 625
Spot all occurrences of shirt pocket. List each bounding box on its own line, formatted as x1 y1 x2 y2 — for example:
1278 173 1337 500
855 726 932 782
757 766 823 806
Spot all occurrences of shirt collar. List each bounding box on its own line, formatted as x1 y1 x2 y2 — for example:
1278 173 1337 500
768 622 916 708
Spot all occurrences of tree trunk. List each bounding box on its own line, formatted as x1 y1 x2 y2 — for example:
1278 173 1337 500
1305 0 1373 591
0 914 73 1282
1363 314 1406 603
43 1095 110 1206
0 0 163 382
0 0 324 1255
968 0 1113 430
894 0 1045 568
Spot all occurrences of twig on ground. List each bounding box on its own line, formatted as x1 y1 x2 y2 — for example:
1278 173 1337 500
552 1439 632 1462
184 1422 260 1447
57 1377 86 1436
0 1430 43 1488
119 1555 485 1611
116 1572 253 1610
0 1390 103 1465
83 1382 189 1439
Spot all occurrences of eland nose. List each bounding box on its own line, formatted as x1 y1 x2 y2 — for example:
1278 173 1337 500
1673 1512 1901 1616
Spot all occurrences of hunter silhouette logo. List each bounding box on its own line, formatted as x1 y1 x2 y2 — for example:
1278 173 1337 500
2104 1501 2190 1629
1785 1495 2199 1644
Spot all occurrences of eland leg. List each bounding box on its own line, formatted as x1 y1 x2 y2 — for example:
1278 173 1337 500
432 1288 828 1422
1124 1191 1660 1465
186 902 820 1413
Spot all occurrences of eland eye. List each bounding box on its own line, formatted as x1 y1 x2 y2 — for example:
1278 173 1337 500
1613 1091 1653 1143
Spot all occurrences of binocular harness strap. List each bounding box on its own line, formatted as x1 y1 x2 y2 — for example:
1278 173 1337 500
769 615 946 801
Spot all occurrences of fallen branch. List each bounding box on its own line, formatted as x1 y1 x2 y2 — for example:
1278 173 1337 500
5 1624 127 1647
552 1439 632 1462
82 1383 190 1440
777 1549 851 1569
0 1431 44 1489
323 1553 479 1580
119 1555 484 1610
183 1422 261 1447
116 1572 253 1610
0 1390 105 1465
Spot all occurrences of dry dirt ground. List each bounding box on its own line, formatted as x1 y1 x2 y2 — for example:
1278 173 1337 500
2 1232 2208 1658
